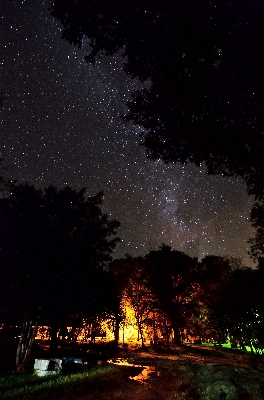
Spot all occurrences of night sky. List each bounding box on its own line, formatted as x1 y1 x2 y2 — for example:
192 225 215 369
0 0 256 266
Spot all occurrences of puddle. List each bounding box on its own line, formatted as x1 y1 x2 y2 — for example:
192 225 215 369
108 358 160 383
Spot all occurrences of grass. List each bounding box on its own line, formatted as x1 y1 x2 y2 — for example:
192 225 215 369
0 365 120 400
200 343 264 360
197 341 264 355
1 343 264 400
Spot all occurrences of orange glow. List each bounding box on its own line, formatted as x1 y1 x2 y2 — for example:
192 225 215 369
108 358 160 383
119 296 142 342
34 297 153 344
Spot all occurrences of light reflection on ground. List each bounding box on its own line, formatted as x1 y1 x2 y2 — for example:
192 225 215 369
108 358 160 384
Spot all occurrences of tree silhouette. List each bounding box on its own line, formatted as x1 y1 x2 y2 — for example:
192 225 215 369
219 263 264 352
197 255 235 344
109 256 135 346
0 182 120 372
143 245 199 346
51 0 264 198
109 249 262 349
248 201 264 261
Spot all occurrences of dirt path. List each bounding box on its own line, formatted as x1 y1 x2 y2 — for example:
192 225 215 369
61 345 264 400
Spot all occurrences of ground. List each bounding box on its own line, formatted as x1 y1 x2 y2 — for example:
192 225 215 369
2 343 264 399
83 345 264 400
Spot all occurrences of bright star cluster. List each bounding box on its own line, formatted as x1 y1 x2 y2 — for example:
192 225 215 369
0 0 256 266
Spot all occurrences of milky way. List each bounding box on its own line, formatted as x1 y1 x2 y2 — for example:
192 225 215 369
0 0 256 265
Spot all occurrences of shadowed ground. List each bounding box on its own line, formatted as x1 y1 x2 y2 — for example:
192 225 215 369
1 344 264 399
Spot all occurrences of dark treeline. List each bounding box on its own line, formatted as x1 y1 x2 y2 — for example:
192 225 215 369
0 180 120 373
111 246 264 354
0 181 264 374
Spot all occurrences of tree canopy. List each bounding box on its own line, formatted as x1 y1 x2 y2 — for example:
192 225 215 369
143 245 199 344
109 250 264 351
51 0 264 199
0 183 120 324
248 201 264 261
0 181 120 371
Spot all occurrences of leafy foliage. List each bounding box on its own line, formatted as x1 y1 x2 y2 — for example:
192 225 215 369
248 202 264 261
143 245 199 343
0 182 120 370
0 183 120 323
51 0 264 198
110 250 264 351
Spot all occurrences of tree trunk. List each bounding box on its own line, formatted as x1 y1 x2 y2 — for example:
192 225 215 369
114 313 121 347
165 325 171 350
49 322 59 356
59 324 69 348
153 312 158 346
139 324 144 349
136 316 145 349
249 339 255 354
16 312 40 374
172 325 182 345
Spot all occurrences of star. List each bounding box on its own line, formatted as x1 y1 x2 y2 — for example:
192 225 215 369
0 0 256 267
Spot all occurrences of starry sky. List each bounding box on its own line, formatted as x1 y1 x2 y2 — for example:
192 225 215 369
0 0 256 266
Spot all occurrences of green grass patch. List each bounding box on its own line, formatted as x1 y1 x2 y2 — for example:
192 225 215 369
0 365 119 400
200 342 264 354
